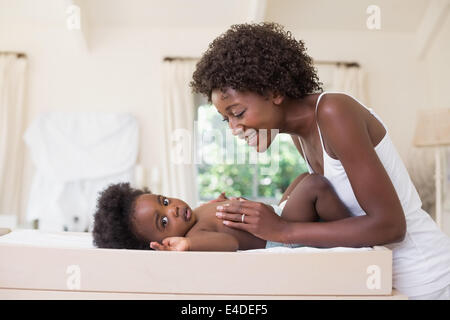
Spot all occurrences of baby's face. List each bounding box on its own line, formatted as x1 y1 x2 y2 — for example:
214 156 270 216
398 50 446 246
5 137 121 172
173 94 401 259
131 194 196 244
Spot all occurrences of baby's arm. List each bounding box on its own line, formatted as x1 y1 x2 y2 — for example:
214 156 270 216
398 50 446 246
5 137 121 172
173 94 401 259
151 231 239 252
188 231 239 251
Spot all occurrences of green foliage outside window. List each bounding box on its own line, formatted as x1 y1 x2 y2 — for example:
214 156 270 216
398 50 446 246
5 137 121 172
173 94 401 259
196 105 308 201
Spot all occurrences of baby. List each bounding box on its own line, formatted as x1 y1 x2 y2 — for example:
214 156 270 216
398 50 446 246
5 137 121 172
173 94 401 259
92 173 351 251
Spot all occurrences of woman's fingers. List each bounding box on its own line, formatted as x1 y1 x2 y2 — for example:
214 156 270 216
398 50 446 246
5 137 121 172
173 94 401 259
216 211 255 223
215 200 282 240
216 201 257 216
216 211 240 221
216 203 259 226
222 220 252 232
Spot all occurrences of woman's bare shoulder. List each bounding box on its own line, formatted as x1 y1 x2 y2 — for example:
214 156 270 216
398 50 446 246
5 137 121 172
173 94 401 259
317 92 363 118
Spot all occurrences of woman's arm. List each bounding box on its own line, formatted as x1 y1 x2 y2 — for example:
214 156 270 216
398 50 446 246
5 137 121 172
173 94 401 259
217 95 406 247
280 94 406 247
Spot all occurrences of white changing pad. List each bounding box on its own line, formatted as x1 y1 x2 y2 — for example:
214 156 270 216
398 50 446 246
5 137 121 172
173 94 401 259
1 229 372 252
240 246 373 253
0 229 95 248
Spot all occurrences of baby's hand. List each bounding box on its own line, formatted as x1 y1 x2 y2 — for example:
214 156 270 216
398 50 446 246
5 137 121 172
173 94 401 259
150 237 190 251
229 196 247 201
207 192 228 203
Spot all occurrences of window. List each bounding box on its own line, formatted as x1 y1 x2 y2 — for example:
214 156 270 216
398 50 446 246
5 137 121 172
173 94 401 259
195 103 307 205
193 63 351 204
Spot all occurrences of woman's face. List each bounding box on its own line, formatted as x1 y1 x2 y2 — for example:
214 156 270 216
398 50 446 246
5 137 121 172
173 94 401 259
211 88 282 152
131 194 196 244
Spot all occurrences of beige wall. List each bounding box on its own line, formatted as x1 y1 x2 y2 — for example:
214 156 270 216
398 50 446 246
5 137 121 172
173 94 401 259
425 11 450 110
1 14 448 225
0 24 224 224
424 11 450 235
297 29 430 159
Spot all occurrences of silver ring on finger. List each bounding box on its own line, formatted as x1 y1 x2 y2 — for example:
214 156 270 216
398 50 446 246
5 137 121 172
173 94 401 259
241 214 245 223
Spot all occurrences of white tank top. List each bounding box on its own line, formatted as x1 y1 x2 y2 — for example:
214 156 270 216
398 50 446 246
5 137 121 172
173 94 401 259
298 91 450 297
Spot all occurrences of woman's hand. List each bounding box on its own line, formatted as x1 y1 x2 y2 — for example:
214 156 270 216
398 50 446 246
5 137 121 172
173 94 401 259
216 200 286 242
150 237 190 251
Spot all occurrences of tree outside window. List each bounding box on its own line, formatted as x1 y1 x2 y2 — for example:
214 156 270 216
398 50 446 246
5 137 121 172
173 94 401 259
196 104 307 204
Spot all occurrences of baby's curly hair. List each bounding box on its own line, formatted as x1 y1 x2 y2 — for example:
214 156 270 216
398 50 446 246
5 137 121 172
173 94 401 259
191 22 322 102
92 183 151 250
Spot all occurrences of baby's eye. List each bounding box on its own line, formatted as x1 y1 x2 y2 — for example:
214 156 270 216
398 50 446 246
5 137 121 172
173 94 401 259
222 117 229 122
163 198 169 206
161 216 168 228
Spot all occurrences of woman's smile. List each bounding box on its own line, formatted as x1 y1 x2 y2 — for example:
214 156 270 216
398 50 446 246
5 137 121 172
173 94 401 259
211 88 283 153
245 129 258 147
234 127 259 147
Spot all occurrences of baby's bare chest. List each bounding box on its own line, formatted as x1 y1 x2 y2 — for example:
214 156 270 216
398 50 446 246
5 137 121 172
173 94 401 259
187 204 266 250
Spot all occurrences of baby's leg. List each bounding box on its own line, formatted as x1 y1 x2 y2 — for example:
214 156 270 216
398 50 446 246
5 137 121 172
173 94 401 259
281 173 351 223
278 172 310 205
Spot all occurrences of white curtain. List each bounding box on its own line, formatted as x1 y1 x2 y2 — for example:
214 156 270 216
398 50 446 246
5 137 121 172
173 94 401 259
0 54 27 222
330 64 367 103
160 60 198 207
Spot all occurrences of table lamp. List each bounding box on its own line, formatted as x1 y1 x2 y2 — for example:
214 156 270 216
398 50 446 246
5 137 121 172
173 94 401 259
413 108 450 229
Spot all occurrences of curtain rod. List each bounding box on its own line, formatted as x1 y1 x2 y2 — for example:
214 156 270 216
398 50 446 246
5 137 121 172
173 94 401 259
163 57 360 68
163 57 198 62
0 52 27 58
314 60 360 68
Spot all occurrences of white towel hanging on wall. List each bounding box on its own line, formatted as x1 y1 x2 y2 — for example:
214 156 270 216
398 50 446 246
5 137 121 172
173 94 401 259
24 112 139 232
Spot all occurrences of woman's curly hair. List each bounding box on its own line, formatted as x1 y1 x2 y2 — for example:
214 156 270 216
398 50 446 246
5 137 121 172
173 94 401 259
92 183 151 250
191 22 322 102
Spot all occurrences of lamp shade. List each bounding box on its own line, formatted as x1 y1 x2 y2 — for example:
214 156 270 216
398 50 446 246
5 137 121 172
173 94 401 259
413 108 450 147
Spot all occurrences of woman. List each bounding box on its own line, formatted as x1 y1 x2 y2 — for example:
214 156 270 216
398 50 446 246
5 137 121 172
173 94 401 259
190 22 450 299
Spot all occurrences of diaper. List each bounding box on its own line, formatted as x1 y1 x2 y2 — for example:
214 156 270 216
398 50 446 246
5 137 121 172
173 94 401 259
270 199 287 217
265 198 305 249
